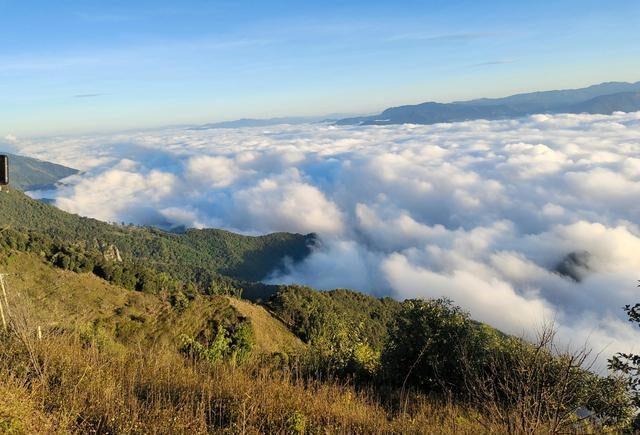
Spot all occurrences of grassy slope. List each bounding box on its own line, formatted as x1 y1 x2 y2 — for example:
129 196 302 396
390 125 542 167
0 251 302 354
228 297 304 354
0 189 314 282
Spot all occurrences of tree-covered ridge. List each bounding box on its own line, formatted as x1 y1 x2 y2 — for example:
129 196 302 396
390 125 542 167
0 189 315 284
181 228 315 281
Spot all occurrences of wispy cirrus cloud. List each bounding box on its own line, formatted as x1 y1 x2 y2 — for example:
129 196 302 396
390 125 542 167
470 59 515 67
73 93 104 98
385 31 499 43
0 36 278 75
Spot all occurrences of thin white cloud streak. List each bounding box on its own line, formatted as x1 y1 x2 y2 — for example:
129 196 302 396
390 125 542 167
385 32 498 43
13 112 640 369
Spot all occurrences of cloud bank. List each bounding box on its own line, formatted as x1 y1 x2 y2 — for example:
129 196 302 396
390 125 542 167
11 112 640 368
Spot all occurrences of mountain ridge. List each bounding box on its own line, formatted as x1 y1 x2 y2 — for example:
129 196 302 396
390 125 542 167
0 188 315 284
457 80 640 109
0 153 78 191
336 81 640 126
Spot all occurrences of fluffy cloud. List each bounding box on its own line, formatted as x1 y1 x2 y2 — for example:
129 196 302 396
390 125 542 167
186 155 241 188
54 167 177 224
12 111 640 367
232 170 345 235
382 252 553 335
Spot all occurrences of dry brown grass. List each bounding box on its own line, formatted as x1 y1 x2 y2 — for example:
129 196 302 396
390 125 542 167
0 378 56 434
0 328 498 434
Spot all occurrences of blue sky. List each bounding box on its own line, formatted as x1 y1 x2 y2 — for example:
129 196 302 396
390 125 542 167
1 0 639 136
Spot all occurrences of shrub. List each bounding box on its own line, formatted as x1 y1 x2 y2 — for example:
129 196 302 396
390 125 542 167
609 301 640 407
230 322 254 363
179 321 254 365
381 298 475 393
463 327 634 433
306 318 381 379
170 290 190 313
180 325 231 365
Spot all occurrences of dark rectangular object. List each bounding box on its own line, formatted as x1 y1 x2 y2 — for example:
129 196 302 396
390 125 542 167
0 155 8 185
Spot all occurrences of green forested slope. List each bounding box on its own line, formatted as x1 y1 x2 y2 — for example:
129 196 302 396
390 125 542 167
0 153 78 190
0 189 315 283
0 251 302 354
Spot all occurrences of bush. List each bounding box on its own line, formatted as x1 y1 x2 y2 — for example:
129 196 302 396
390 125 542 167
381 299 634 432
179 321 254 365
306 318 381 379
170 291 190 313
381 298 476 393
230 322 254 363
180 325 231 365
609 301 640 407
463 328 634 432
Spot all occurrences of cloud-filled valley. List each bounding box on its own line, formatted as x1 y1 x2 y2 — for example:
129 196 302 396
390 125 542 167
9 112 640 367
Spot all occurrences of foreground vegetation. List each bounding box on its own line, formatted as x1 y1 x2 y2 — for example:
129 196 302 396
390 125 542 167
1 334 511 434
0 251 634 433
0 252 489 433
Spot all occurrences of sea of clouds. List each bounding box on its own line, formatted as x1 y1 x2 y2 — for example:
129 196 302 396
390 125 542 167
6 111 640 368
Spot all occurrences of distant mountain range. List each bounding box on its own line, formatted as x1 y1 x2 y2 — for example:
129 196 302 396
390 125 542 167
0 153 78 191
190 117 322 130
190 113 359 130
336 81 640 126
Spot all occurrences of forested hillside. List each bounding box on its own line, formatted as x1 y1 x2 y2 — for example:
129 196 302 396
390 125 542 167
0 189 315 284
0 153 78 191
267 286 401 350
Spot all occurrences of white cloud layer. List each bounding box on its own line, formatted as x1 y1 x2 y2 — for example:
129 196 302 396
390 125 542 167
10 112 640 369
